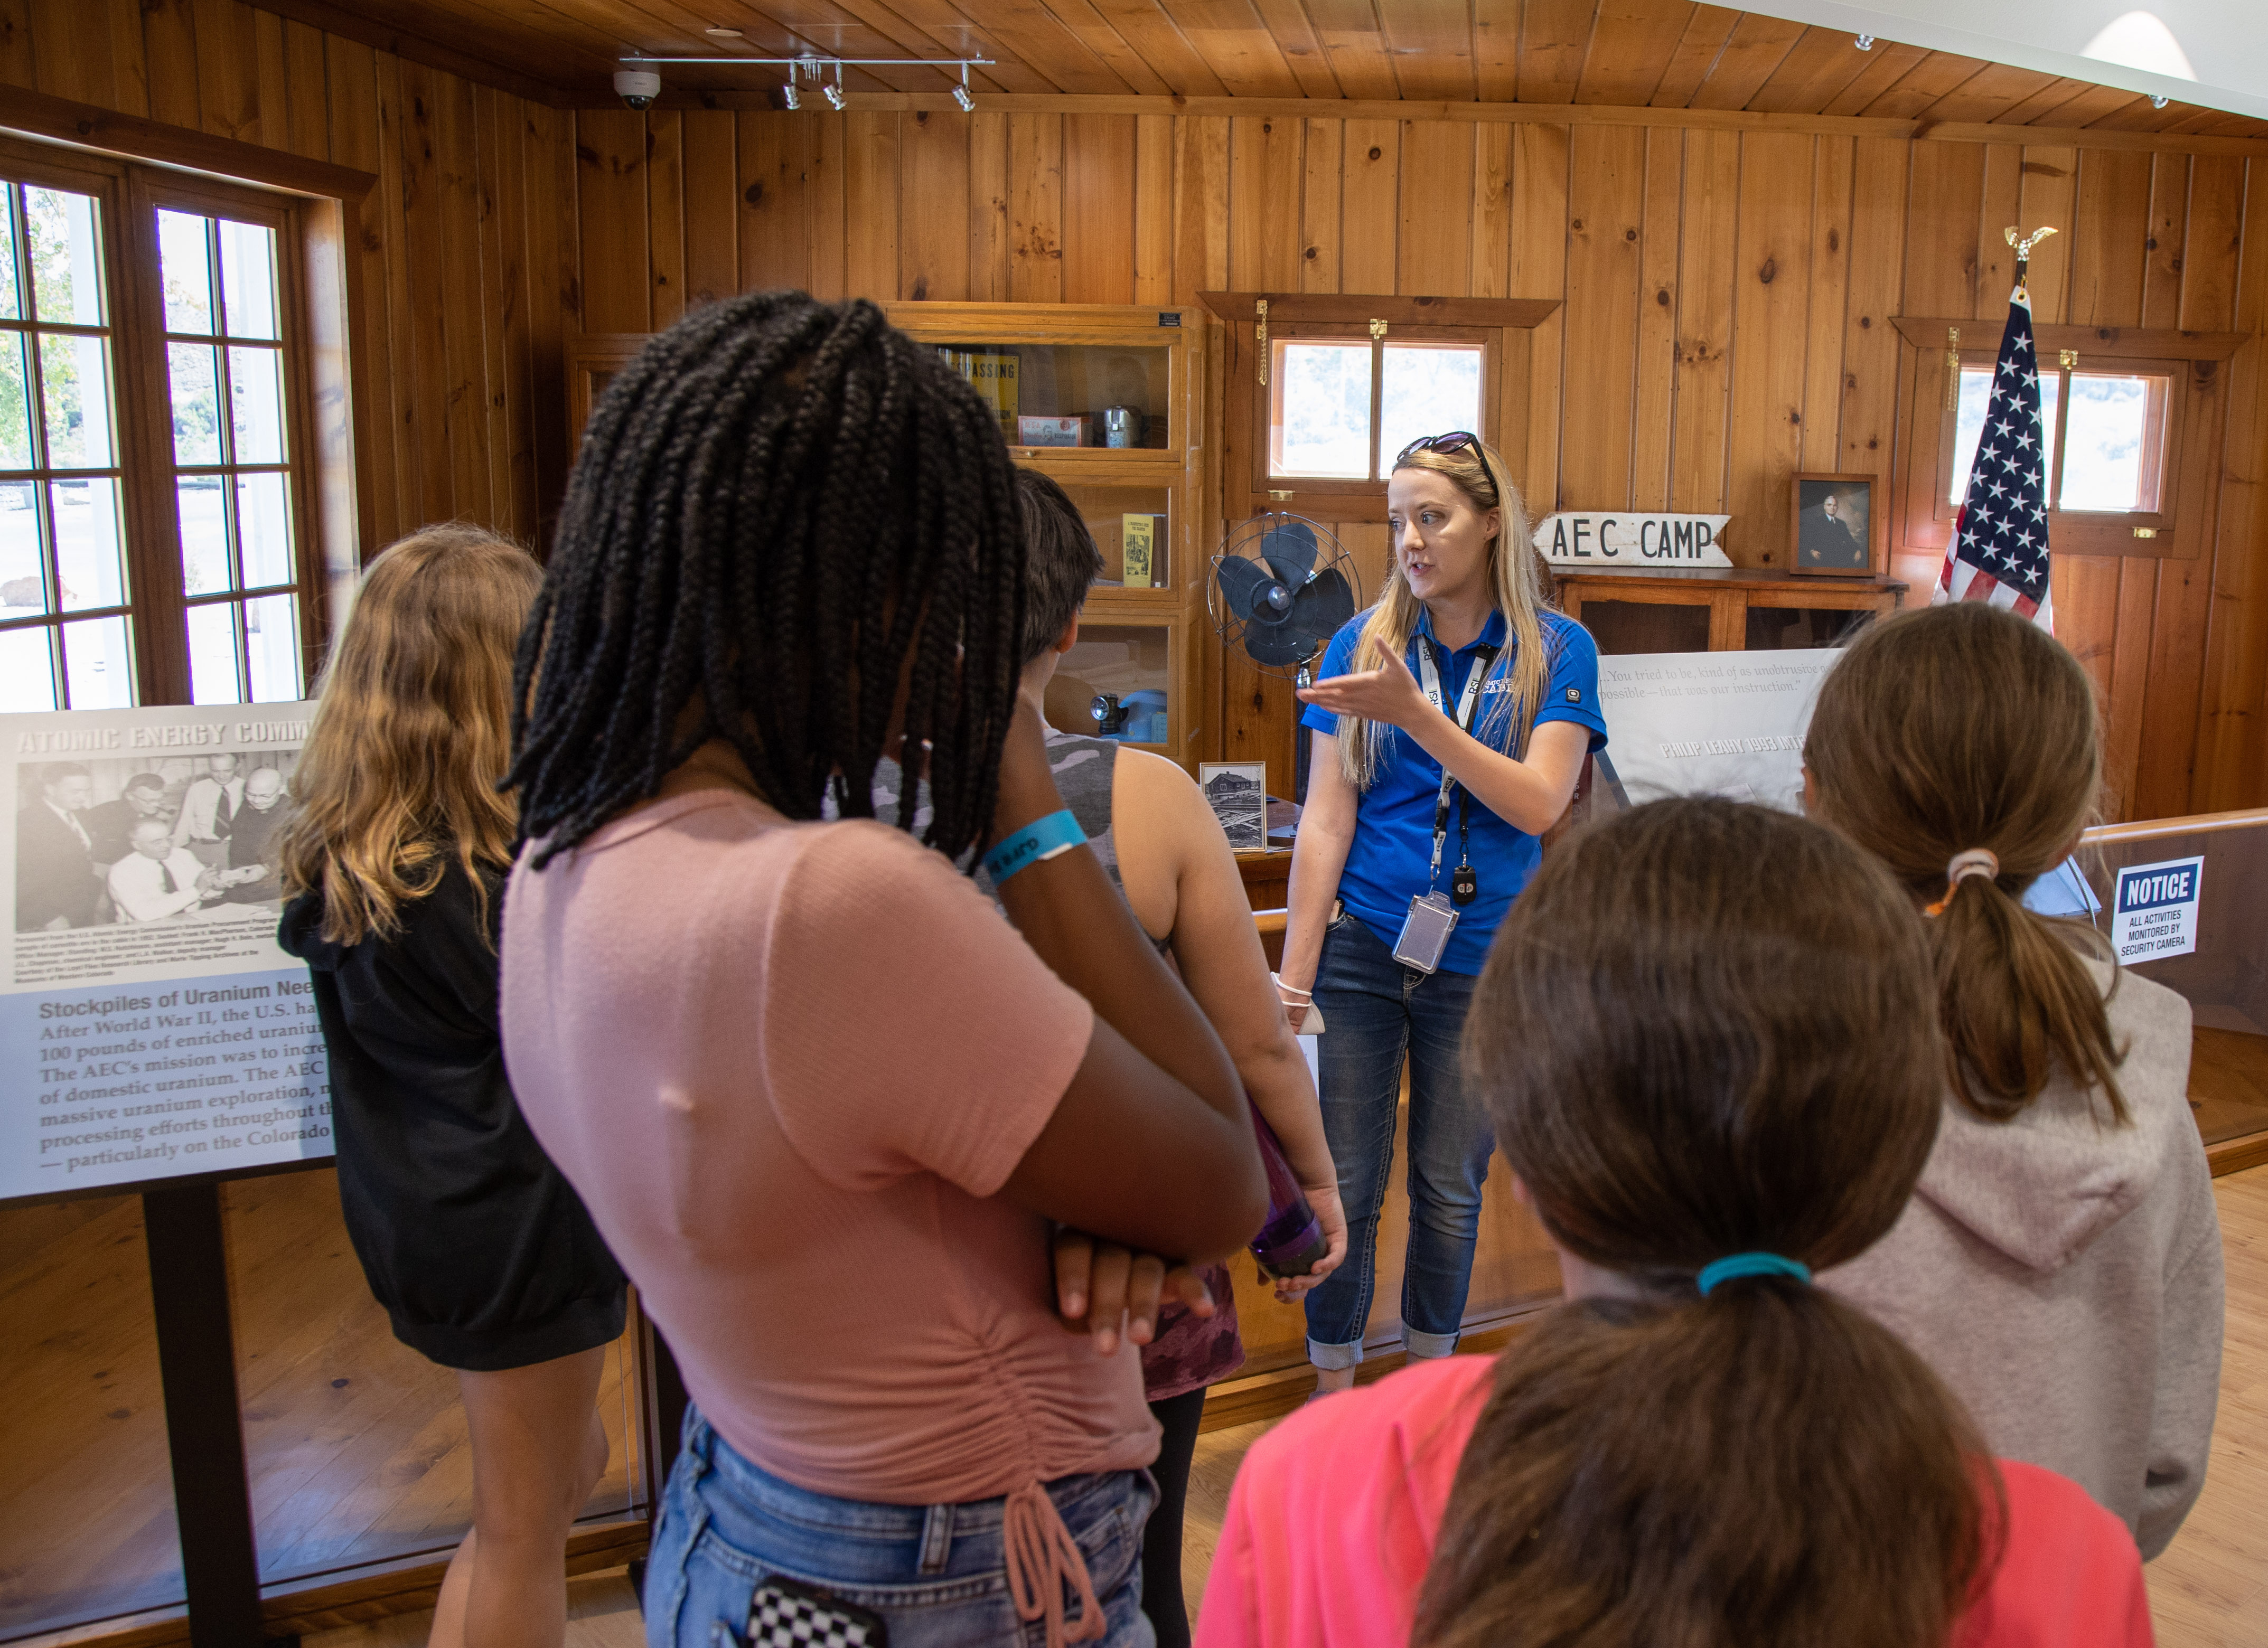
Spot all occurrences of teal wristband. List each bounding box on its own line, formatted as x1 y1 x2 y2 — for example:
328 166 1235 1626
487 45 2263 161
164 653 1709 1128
985 809 1085 885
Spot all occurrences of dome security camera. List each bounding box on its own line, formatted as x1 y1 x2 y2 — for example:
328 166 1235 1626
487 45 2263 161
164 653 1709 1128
613 69 661 109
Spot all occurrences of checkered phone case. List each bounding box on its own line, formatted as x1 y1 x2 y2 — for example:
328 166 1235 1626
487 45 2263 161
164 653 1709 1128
745 1576 888 1648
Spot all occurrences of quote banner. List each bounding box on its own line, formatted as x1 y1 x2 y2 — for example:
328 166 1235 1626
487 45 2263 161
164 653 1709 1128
3 701 331 1204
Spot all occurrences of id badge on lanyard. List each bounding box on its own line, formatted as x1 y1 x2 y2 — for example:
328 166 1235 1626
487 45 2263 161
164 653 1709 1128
1390 638 1496 975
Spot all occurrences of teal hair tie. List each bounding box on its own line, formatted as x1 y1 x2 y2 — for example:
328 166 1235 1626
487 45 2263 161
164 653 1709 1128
1695 1253 1813 1295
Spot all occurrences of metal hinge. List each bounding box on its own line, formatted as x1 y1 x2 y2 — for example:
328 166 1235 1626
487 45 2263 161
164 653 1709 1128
1370 318 1388 340
1255 298 1268 387
2059 349 2079 369
1944 326 1961 411
2133 527 2157 539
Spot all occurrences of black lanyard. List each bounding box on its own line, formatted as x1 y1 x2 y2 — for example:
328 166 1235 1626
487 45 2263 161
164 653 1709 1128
1414 637 1497 899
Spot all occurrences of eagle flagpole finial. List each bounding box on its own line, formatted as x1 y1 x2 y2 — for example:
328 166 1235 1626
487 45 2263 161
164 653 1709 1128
2004 224 2059 301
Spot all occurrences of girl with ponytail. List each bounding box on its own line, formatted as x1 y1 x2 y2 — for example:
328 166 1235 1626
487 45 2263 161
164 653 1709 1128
1807 601 2222 1558
1194 798 2150 1648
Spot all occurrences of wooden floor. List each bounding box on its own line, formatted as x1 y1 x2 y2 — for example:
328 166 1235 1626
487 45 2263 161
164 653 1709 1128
0 1173 641 1638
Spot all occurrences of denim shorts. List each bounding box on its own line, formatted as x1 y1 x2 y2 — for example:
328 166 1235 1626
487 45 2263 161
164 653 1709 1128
645 1409 1158 1648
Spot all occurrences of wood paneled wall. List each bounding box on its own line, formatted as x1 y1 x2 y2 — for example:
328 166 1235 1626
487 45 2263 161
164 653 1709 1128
570 107 2268 820
0 3 2258 821
0 0 575 556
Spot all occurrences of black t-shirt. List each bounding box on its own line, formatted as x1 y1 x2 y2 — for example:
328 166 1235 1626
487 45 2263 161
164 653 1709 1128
279 860 623 1367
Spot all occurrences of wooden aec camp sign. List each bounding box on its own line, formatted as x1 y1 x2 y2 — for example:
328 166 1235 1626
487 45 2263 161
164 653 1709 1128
1536 513 1733 569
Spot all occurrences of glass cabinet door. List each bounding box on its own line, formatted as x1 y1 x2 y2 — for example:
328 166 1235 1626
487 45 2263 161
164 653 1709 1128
934 342 1172 451
1052 480 1173 590
1049 622 1173 747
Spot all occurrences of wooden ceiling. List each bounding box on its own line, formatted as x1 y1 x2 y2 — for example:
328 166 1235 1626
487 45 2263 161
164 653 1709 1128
277 0 2268 137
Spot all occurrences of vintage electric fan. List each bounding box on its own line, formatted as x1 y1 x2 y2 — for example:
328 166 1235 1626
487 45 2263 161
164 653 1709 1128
1206 512 1364 800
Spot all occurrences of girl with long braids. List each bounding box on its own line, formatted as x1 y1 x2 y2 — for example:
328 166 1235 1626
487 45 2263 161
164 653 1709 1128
496 292 1265 1648
1278 432 1604 1393
1808 603 2222 1558
1195 799 2152 1648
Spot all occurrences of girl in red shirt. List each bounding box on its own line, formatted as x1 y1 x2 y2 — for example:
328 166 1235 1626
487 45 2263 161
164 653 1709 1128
1196 797 2152 1648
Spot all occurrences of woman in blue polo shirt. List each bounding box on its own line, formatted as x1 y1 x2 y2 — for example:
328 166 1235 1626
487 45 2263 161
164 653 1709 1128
1277 431 1605 1394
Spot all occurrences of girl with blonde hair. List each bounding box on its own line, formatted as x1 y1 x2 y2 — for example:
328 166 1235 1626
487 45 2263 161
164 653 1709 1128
278 524 625 1648
1279 432 1605 1393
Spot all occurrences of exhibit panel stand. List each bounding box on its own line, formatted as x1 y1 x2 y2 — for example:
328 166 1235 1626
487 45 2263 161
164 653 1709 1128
2075 808 2268 1175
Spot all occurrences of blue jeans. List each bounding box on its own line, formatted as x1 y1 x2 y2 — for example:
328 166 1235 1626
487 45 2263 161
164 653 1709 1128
645 1409 1157 1648
1301 911 1492 1366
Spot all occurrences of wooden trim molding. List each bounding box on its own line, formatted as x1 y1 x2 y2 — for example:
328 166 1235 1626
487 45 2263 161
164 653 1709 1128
786 94 2268 158
1890 317 2247 360
0 87 376 203
1196 293 1560 329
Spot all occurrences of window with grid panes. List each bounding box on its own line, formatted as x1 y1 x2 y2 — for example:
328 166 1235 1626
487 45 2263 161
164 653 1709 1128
0 137 325 713
0 181 136 711
155 206 304 704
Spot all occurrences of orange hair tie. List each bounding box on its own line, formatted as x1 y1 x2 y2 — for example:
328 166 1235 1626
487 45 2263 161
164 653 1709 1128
1924 849 2000 917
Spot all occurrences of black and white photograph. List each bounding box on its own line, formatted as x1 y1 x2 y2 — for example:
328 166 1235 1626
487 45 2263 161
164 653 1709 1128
14 749 297 931
1198 761 1268 853
1789 473 1875 575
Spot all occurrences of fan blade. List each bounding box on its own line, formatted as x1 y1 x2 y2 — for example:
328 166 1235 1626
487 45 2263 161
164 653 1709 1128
1244 627 1318 667
1285 567 1357 643
1215 553 1271 619
1259 518 1318 582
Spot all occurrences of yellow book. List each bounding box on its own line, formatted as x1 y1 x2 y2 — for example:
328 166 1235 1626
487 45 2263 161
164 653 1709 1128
1121 514 1155 589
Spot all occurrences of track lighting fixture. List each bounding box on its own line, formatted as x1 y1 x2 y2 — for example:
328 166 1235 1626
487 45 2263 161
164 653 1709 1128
1855 34 1875 50
617 49 996 114
2150 93 2169 108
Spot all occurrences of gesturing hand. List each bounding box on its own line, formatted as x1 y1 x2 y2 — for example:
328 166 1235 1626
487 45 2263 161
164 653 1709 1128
1052 1227 1214 1357
1295 646 1432 732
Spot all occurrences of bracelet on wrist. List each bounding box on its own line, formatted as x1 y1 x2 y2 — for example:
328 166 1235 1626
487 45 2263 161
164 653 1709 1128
984 808 1085 886
1271 973 1314 1001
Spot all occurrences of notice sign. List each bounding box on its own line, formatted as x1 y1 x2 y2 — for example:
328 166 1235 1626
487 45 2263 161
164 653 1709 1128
3 702 331 1204
1595 650 1838 814
1537 512 1735 569
2111 856 2205 964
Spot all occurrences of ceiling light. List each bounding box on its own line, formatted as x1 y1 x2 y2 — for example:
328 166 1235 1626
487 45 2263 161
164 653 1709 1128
954 83 975 112
1855 34 1875 50
2150 93 2170 108
823 80 845 110
782 80 799 109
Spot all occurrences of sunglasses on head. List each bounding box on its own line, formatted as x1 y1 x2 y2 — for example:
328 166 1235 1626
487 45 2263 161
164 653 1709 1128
1394 431 1479 467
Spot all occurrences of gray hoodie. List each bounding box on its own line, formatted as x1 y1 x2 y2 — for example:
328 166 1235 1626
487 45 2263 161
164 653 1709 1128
1825 962 2223 1559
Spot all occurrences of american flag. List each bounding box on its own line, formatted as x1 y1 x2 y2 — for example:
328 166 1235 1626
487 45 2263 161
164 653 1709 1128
1935 288 2054 631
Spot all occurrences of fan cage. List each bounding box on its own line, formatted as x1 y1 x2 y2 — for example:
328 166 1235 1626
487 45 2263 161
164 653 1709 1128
1206 511 1366 680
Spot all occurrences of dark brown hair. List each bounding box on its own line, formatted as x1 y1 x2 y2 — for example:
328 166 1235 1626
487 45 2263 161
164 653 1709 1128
1804 602 2126 1123
1423 798 1994 1648
1015 467 1102 665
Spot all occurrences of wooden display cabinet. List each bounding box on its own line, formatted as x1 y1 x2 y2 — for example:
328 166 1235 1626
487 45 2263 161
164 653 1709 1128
568 309 1213 774
885 302 1210 772
1554 566 1908 654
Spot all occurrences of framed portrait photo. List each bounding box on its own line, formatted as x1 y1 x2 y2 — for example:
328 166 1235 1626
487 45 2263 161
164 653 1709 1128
1788 472 1878 576
1198 762 1269 854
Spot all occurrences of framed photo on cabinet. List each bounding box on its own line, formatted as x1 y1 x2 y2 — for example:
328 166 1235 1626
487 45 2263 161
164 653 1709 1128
1789 473 1877 575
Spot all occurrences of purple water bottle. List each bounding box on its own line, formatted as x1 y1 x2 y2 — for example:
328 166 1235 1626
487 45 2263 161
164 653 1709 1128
1249 1105 1328 1279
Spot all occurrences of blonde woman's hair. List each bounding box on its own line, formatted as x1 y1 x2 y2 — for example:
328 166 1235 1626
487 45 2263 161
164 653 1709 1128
1804 603 2126 1123
278 525 544 945
1337 436 1555 790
